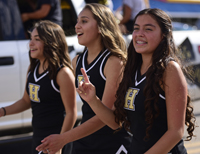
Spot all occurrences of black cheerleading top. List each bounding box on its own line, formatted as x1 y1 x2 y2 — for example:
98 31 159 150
73 49 131 154
26 62 65 137
76 49 115 134
124 68 187 154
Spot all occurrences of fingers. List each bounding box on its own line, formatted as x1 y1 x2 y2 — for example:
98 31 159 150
77 81 88 95
80 68 90 83
36 141 48 152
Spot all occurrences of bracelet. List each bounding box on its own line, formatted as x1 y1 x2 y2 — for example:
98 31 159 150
1 107 6 116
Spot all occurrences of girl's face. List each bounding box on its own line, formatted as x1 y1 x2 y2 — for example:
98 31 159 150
29 28 45 61
75 8 101 47
132 14 163 56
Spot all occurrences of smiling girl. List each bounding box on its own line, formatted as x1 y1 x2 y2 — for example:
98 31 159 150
36 3 131 154
0 20 77 154
75 8 196 154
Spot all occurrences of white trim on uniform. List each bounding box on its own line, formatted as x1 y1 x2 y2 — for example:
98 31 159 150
51 80 60 93
82 49 108 73
159 94 166 100
34 63 49 82
76 56 81 69
135 71 146 86
100 52 110 81
115 145 128 154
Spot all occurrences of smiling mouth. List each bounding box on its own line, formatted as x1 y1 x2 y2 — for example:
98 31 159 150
77 33 83 37
30 49 37 51
136 41 147 44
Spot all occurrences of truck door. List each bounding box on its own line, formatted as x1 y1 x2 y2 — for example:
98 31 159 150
0 41 23 131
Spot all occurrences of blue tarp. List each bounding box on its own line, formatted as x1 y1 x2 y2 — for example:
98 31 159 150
149 0 200 18
113 0 200 18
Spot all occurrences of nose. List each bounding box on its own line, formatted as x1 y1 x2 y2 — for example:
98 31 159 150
29 39 34 47
75 22 80 30
134 29 144 37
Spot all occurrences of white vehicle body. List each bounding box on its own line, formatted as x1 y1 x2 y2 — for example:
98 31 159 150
0 0 85 133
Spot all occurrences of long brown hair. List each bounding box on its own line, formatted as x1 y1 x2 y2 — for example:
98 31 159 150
114 8 196 141
29 20 73 79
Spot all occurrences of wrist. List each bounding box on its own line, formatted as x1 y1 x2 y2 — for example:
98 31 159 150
88 96 100 106
1 107 6 116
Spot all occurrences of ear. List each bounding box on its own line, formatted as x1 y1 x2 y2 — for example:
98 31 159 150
98 27 101 33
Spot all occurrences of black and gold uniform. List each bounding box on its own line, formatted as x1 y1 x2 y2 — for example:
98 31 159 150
73 49 131 154
124 68 187 154
26 62 65 154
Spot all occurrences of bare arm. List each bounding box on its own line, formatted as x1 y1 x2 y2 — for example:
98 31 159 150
53 67 76 154
119 4 132 25
21 4 51 22
76 57 122 129
57 67 77 134
145 61 187 154
36 56 123 153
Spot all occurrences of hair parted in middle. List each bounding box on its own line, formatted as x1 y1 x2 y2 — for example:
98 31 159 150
114 8 195 141
82 3 127 64
29 20 73 79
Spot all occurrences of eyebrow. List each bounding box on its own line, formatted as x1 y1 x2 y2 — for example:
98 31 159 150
78 16 89 19
134 23 156 28
30 34 39 38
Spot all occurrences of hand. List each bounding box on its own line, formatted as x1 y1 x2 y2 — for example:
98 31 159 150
76 68 97 104
36 134 64 154
21 13 29 22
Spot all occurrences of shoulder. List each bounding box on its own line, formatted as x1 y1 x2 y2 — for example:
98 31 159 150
104 55 124 77
57 66 74 81
165 61 182 76
163 61 187 89
106 55 123 66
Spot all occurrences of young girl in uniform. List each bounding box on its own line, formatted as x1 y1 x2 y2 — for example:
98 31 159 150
36 3 131 154
0 20 77 154
75 8 196 154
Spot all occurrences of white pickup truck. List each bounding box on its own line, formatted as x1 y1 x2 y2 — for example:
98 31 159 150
0 0 86 134
0 0 200 135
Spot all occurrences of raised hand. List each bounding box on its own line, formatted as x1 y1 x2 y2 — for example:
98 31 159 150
76 68 97 104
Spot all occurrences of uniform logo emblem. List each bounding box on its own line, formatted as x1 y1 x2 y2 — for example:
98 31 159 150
29 83 40 102
77 75 90 85
124 88 139 111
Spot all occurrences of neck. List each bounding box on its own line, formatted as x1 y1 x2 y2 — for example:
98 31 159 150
141 55 152 75
39 60 48 71
86 44 104 64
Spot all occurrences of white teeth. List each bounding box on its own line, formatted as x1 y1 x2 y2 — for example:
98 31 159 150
137 41 146 44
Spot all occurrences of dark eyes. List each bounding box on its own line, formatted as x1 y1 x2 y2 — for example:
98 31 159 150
133 27 153 31
82 20 87 23
77 20 87 24
30 38 40 41
133 27 139 31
